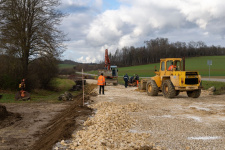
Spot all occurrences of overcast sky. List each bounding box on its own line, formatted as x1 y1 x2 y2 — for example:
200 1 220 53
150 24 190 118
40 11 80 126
59 0 225 63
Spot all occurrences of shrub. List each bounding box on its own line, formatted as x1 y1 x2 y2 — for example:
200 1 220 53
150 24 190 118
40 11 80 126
0 54 58 90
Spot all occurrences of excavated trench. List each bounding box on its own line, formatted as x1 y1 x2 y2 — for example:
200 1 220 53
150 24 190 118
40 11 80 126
0 84 96 150
31 95 93 150
31 85 96 150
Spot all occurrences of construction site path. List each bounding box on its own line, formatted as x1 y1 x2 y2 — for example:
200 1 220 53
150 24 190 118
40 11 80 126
58 79 225 150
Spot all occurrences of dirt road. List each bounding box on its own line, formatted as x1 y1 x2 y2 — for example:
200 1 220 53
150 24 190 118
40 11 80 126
58 79 225 150
0 102 69 149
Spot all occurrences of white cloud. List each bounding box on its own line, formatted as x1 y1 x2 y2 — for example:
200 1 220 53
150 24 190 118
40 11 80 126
60 0 225 63
77 56 97 63
94 0 103 9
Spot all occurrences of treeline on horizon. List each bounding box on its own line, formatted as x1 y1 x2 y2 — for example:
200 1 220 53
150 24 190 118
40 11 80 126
107 38 225 67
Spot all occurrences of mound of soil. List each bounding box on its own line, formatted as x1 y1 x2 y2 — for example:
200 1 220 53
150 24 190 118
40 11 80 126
0 104 22 130
0 104 8 120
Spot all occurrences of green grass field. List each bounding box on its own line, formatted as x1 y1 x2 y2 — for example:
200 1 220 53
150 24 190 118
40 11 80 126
58 64 75 69
118 56 225 77
0 78 80 103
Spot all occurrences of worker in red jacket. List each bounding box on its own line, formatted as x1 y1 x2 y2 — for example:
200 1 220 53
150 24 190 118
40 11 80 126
97 73 106 95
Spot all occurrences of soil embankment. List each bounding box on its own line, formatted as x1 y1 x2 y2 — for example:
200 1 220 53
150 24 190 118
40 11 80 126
0 104 8 120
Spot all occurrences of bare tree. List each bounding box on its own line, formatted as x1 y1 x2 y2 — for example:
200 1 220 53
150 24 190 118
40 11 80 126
108 37 225 67
0 0 66 77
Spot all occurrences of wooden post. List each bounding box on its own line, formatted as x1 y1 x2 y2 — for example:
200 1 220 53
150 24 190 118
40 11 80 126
82 69 84 106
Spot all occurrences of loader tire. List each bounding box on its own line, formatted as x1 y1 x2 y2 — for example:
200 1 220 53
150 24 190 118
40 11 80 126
138 82 145 90
187 89 201 98
162 80 176 98
138 83 141 90
146 80 159 96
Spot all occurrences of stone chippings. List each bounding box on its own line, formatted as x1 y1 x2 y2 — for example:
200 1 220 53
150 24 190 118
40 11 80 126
58 102 159 150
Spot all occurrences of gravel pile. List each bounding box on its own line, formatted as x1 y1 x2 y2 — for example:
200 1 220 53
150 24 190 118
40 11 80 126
57 102 160 150
55 80 225 150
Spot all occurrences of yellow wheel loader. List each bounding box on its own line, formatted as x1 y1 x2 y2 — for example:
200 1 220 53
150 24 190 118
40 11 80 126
139 58 202 98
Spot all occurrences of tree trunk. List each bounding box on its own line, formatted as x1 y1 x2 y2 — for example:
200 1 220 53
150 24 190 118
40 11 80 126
22 48 29 78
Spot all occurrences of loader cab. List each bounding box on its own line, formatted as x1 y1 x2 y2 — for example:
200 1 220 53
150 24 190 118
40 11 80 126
160 58 183 76
110 65 118 77
166 60 181 71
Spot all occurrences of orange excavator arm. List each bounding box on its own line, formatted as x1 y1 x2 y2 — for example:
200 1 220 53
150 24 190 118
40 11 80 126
105 49 110 70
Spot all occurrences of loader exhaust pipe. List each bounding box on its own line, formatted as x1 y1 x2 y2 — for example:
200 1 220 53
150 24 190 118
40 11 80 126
183 57 185 71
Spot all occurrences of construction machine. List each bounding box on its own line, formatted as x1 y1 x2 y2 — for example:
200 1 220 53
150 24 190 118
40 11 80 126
139 58 202 98
98 49 118 85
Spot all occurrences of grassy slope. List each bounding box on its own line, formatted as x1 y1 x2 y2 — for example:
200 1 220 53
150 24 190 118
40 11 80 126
58 64 75 69
118 56 225 77
185 56 225 76
0 78 79 103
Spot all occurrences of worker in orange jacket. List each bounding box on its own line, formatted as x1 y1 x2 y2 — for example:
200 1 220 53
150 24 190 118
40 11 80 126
168 62 176 71
97 73 106 95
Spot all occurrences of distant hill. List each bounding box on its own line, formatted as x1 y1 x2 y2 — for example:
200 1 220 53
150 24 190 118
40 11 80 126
58 59 100 72
59 59 79 65
59 59 98 65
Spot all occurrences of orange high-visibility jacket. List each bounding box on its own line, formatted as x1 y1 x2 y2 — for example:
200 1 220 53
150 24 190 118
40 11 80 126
168 65 176 71
97 75 105 85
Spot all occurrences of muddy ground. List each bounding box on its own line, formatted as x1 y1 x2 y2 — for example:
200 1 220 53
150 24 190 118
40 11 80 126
0 85 95 150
